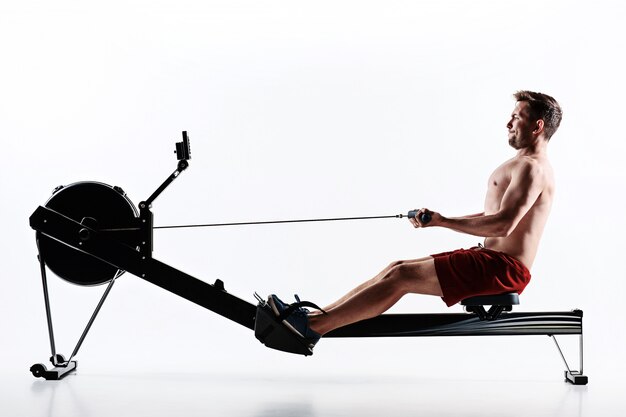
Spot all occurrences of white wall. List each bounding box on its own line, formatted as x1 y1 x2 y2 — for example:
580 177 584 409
1 0 624 382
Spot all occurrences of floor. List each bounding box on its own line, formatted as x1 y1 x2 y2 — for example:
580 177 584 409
4 370 621 417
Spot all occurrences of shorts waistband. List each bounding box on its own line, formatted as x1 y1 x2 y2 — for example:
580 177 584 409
469 243 529 272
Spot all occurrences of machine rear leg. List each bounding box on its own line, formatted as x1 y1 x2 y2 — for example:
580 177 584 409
551 334 588 385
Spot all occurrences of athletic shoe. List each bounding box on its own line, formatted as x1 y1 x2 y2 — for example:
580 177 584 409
267 293 290 316
268 294 323 348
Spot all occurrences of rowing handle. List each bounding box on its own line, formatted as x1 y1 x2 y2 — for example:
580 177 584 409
408 210 432 224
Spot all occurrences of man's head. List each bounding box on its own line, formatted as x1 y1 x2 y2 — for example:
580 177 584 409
507 91 562 149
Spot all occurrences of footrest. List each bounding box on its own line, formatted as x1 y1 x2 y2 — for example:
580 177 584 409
254 304 313 356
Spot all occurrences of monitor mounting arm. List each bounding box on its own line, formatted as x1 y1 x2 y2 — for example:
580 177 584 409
137 131 191 256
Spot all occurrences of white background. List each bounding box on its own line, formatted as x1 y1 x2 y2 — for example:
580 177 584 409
1 0 625 415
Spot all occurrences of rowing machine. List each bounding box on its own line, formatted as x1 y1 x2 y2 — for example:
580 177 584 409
28 132 587 385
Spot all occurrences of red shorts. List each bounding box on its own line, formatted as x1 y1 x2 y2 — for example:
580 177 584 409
431 247 531 307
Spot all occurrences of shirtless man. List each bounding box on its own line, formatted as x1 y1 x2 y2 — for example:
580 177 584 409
268 90 563 348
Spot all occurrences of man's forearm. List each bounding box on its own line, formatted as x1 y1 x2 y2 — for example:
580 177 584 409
456 212 485 220
437 213 509 237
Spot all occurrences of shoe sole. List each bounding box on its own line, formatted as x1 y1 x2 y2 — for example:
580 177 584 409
267 296 283 316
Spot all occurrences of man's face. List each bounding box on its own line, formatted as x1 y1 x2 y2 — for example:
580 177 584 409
506 101 536 150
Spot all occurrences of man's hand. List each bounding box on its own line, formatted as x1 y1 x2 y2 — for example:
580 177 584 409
409 208 442 228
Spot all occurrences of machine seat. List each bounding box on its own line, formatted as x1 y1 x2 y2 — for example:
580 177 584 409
460 293 519 321
461 293 519 307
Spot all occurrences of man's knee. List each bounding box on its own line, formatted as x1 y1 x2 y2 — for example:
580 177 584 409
387 260 404 270
384 263 422 284
384 261 439 293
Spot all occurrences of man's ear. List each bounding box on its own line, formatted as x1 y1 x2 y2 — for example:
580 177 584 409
533 119 545 134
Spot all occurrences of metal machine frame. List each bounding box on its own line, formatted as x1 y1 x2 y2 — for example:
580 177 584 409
28 132 587 385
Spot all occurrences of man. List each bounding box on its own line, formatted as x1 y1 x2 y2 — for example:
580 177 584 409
268 90 563 349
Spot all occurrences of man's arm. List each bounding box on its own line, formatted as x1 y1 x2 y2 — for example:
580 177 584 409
454 212 485 219
417 161 545 237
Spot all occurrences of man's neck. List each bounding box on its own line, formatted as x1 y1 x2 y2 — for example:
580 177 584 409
516 137 549 158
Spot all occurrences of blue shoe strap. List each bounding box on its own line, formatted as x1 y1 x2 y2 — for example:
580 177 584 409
277 300 327 321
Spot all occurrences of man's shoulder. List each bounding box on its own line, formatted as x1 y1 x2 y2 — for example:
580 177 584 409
511 155 550 174
510 156 553 189
493 156 552 186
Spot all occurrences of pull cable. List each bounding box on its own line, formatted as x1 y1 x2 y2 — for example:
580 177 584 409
101 211 429 231
154 214 408 230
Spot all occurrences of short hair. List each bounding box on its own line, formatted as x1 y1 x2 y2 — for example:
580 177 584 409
513 90 563 140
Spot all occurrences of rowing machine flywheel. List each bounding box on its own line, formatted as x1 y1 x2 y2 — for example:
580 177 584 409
37 182 139 286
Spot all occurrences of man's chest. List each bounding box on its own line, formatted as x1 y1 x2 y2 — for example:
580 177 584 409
485 164 513 210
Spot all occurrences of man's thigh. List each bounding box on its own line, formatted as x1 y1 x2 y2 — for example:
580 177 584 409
396 257 443 296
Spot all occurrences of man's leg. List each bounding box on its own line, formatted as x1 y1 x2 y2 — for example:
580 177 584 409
309 257 442 335
322 256 434 311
